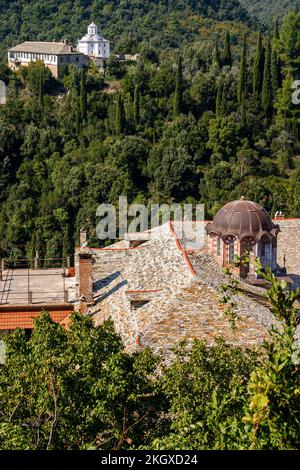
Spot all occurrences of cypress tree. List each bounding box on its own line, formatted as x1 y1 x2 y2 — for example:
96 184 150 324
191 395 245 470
220 85 227 116
38 70 44 110
271 48 280 96
216 80 223 115
75 95 81 135
214 42 221 66
223 31 232 67
253 32 264 97
29 232 36 269
262 37 273 119
274 18 280 41
241 94 246 127
173 55 183 118
115 94 125 134
238 33 247 104
62 225 70 267
80 69 87 123
133 83 140 125
35 231 42 269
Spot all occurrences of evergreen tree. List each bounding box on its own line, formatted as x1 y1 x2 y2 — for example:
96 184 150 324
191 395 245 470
35 230 42 269
115 94 125 134
216 80 223 116
271 48 280 96
80 69 87 124
62 225 70 267
274 18 280 41
253 32 264 97
173 55 183 118
238 33 248 104
75 94 81 135
275 68 297 131
241 94 246 128
262 38 273 119
28 232 36 269
223 31 232 67
214 42 221 66
133 83 141 125
38 70 44 113
220 85 227 116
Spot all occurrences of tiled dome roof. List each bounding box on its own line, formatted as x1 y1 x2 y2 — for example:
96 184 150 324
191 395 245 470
207 198 279 240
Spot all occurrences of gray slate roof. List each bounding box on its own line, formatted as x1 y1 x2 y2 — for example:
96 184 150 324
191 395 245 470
9 42 82 55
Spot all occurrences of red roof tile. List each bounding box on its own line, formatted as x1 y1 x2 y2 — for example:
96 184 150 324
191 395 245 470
0 308 73 330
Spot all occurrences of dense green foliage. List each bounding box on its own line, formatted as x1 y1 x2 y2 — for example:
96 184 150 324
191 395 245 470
0 314 161 449
240 0 300 28
0 268 299 450
0 0 252 61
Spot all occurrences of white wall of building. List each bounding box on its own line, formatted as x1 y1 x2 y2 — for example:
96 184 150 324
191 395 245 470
78 23 111 59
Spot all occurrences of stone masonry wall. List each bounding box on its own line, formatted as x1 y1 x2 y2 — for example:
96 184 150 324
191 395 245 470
276 219 300 289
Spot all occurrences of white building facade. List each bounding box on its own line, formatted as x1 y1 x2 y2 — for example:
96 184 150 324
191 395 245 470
78 23 110 59
8 42 88 78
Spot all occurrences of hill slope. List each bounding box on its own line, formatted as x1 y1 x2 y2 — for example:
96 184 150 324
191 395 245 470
240 0 300 27
0 0 251 59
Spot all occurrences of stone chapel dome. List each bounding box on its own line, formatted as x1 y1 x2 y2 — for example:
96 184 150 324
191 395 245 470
207 198 279 241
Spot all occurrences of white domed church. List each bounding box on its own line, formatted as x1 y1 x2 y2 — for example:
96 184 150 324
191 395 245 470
78 23 110 59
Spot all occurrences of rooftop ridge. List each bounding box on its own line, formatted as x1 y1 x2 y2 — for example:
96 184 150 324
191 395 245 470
168 221 197 276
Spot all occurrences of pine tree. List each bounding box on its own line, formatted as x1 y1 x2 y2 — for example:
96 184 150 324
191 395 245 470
133 83 140 126
238 33 247 104
173 55 183 118
80 69 87 123
223 31 232 67
262 37 273 119
253 32 265 97
115 94 125 134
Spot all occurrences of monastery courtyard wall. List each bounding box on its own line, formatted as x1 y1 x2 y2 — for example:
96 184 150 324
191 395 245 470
276 219 300 289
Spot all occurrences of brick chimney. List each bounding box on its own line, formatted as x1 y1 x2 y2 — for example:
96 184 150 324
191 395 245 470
78 252 94 313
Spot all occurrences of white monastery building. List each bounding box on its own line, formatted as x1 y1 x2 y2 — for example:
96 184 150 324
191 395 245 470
7 41 88 78
7 23 110 79
78 23 110 59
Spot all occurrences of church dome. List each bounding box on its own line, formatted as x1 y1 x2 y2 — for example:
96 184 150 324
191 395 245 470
207 198 279 241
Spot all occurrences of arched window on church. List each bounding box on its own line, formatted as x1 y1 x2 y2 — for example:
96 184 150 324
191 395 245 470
225 237 235 264
241 237 256 276
242 237 256 256
260 235 272 268
216 237 221 256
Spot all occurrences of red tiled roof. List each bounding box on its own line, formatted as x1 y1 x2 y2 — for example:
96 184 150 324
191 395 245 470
59 313 72 329
0 306 73 330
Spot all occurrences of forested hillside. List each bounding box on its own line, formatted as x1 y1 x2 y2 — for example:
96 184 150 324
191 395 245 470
240 0 300 28
0 0 251 60
0 5 299 261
